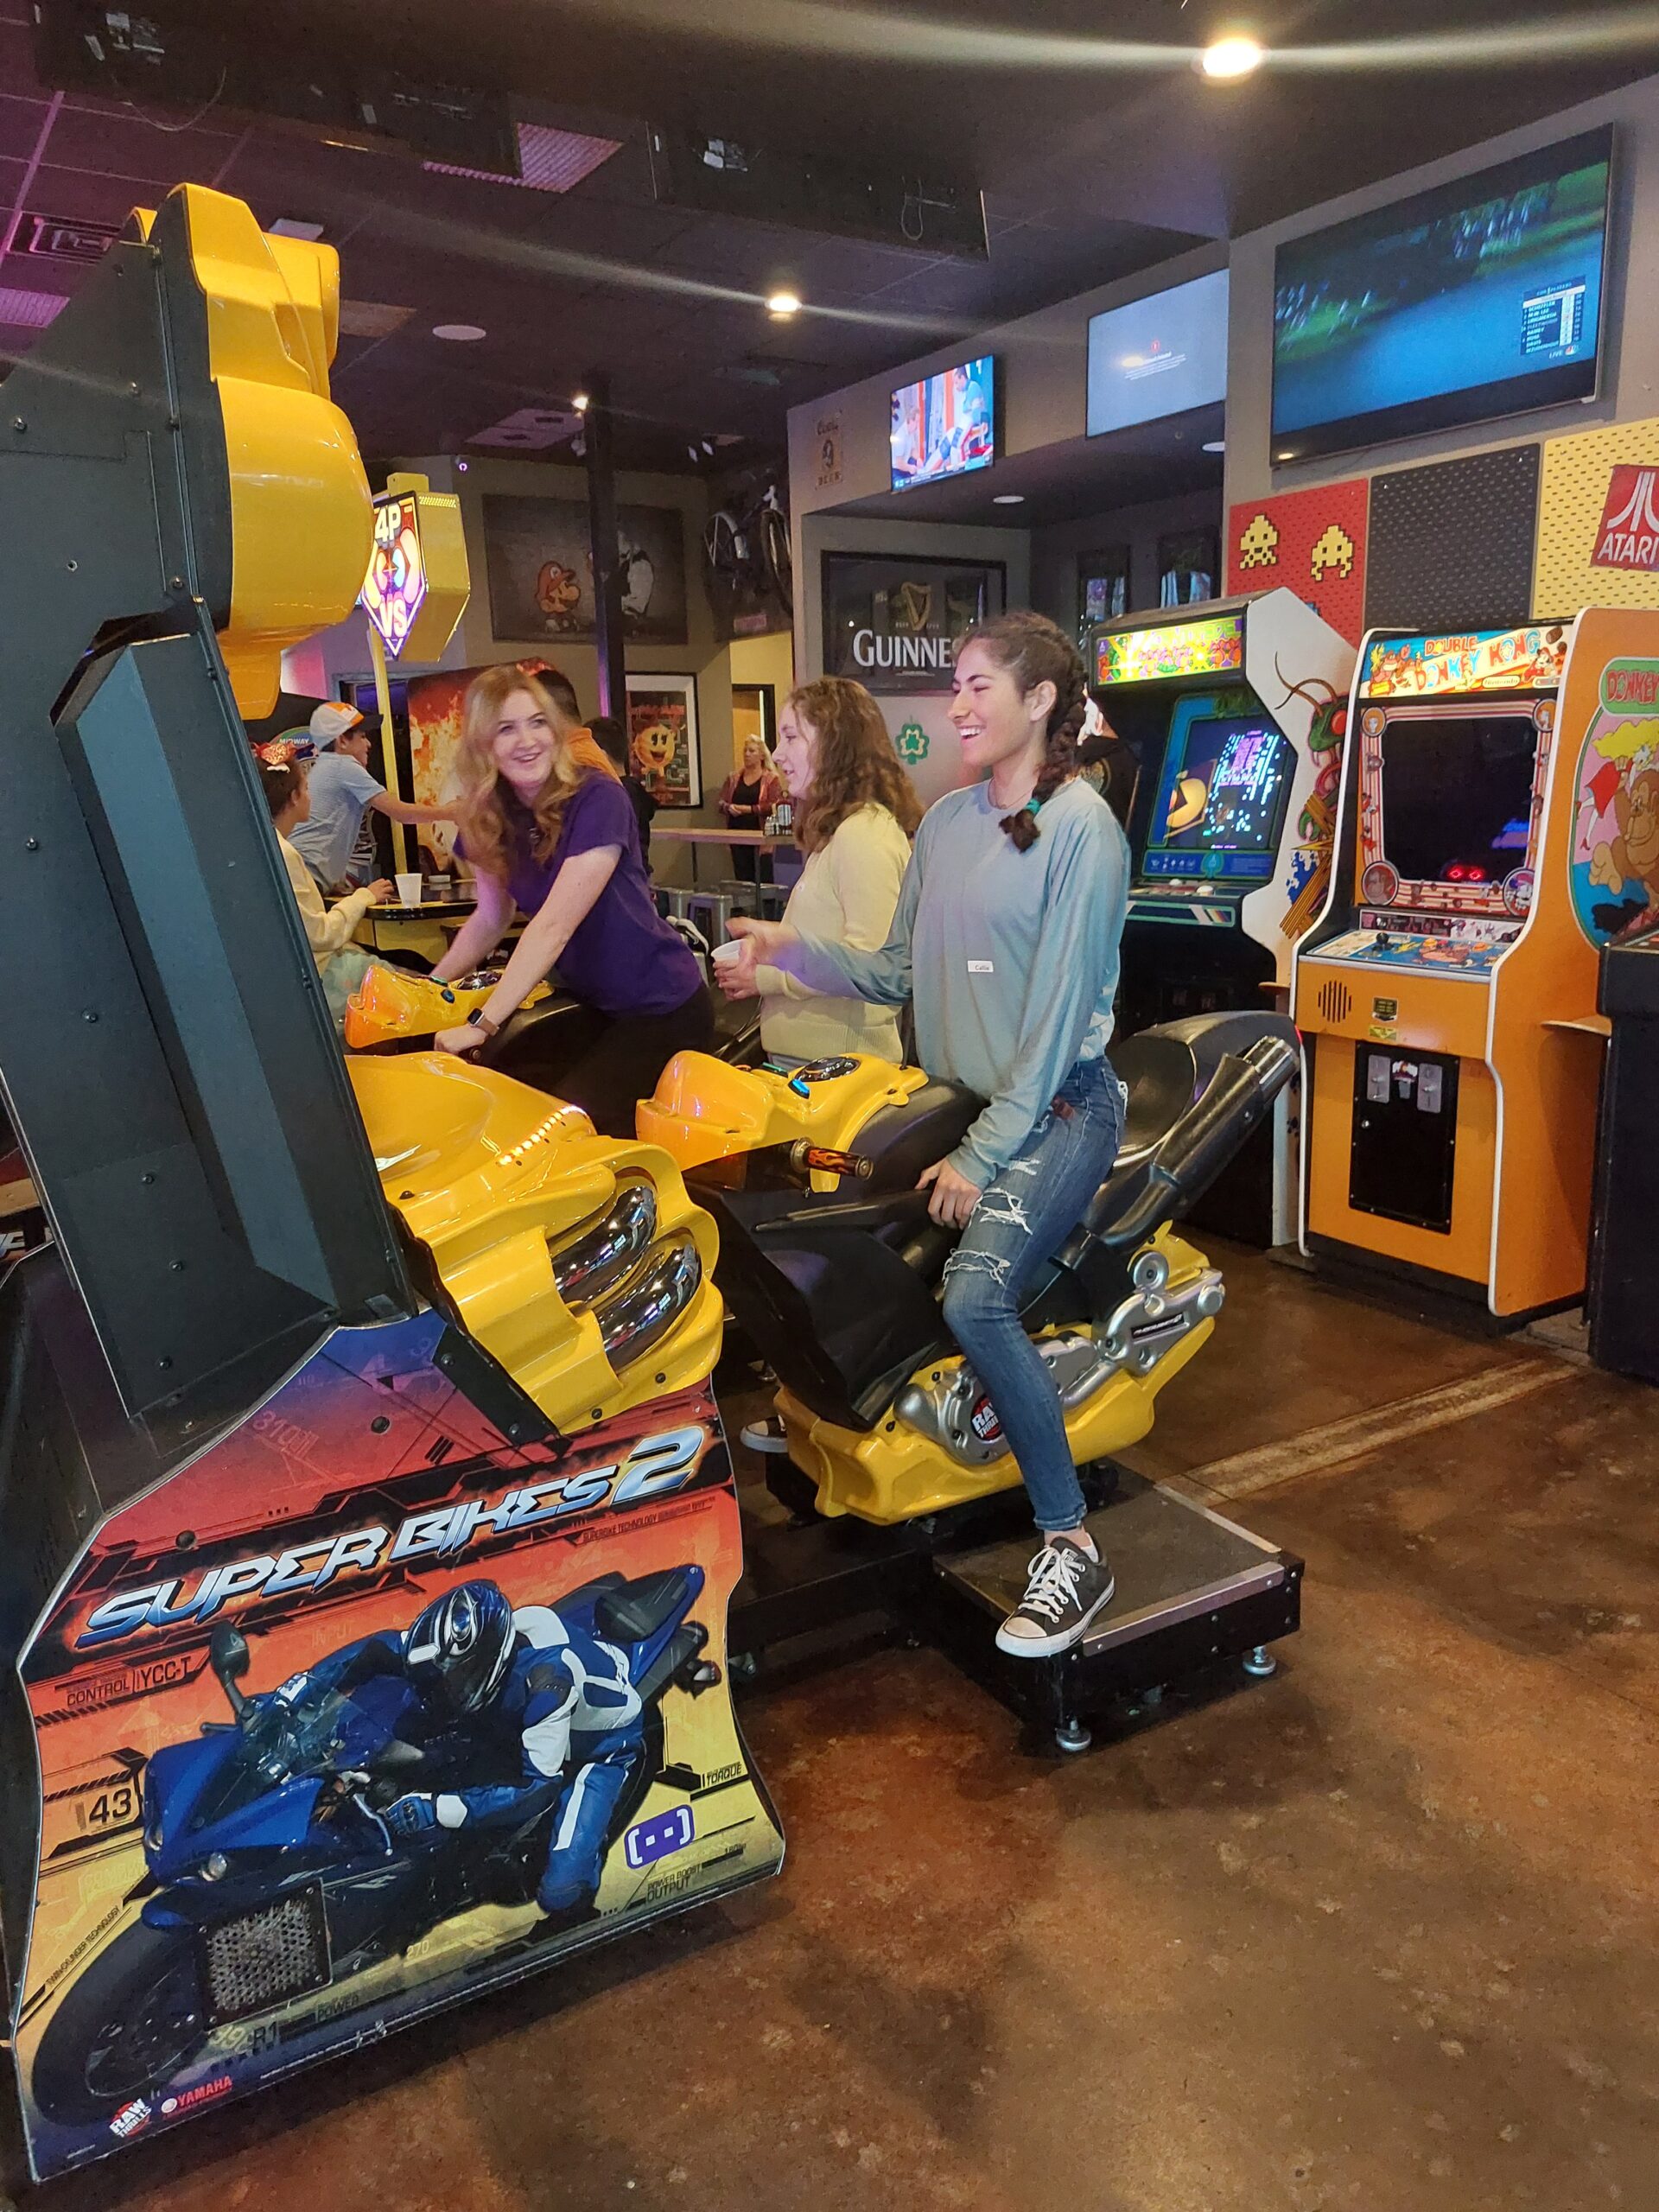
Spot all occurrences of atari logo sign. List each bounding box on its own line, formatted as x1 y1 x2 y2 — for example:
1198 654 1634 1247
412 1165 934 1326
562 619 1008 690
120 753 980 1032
1592 466 1659 572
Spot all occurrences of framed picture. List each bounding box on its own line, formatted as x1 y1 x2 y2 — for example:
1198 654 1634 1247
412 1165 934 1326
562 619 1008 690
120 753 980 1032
482 494 689 645
1158 526 1220 608
625 674 702 809
1077 547 1131 638
820 551 1006 696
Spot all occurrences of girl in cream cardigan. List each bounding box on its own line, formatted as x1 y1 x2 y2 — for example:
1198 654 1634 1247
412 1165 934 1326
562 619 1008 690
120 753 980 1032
717 678 920 1065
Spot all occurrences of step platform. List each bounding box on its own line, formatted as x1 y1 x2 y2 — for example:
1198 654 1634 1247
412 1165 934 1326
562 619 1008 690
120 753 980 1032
730 1467 1301 1751
925 1472 1301 1751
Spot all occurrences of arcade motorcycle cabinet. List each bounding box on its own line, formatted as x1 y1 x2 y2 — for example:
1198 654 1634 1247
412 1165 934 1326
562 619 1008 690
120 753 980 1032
0 187 779 2184
1293 612 1659 1319
1087 590 1356 1244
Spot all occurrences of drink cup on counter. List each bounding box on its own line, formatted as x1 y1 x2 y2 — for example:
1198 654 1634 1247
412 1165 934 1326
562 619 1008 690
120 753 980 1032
395 872 423 907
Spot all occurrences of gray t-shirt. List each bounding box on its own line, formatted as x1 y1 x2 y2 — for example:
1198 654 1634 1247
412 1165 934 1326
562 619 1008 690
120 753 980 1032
780 775 1129 1186
289 750 383 887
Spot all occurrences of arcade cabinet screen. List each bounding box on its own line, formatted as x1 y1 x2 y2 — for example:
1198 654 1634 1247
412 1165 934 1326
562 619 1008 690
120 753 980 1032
1271 124 1612 462
1142 713 1294 883
891 355 996 490
1378 714 1539 888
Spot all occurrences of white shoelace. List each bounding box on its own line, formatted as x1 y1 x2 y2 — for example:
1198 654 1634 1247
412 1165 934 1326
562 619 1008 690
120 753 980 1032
1016 1543 1090 1623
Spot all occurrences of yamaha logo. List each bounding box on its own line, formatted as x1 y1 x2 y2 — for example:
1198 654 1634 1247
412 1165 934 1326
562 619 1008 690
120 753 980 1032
1592 466 1659 573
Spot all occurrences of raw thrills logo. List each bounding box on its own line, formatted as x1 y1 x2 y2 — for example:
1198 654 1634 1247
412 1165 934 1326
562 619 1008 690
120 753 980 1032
74 1427 706 1652
1592 466 1659 572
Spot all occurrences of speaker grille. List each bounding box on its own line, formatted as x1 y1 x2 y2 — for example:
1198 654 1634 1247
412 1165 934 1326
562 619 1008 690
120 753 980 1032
1318 978 1353 1026
200 1888 330 2024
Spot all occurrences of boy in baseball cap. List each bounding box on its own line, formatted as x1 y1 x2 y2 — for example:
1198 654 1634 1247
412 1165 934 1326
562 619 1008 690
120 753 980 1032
289 701 454 893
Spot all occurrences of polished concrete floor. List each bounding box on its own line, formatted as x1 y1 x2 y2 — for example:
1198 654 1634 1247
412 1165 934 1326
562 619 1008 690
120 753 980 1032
27 1244 1659 2212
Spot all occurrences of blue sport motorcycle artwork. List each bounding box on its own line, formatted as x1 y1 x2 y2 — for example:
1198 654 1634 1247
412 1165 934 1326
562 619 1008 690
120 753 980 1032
30 1566 720 2126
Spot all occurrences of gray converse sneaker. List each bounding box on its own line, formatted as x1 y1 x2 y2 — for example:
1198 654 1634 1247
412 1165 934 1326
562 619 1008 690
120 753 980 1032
739 1416 790 1455
995 1537 1116 1658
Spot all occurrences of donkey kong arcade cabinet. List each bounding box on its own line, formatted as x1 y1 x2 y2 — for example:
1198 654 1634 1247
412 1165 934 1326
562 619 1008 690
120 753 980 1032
1293 610 1659 1318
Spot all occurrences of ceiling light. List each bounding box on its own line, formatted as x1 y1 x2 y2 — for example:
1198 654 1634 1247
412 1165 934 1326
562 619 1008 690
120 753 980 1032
993 493 1025 505
573 391 590 411
1202 439 1226 454
433 322 486 341
269 217 326 240
1201 35 1265 79
767 290 803 319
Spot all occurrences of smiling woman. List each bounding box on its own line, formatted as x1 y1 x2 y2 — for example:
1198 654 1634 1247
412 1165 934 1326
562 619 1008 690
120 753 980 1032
427 666 714 1134
729 612 1138 1657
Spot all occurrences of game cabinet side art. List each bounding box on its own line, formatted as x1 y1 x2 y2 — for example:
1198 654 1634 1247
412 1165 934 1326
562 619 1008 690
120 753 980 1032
10 1307 781 2179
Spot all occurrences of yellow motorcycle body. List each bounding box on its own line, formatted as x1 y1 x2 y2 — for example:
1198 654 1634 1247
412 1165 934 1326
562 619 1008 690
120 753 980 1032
344 962 550 1052
640 1050 1224 1528
348 1052 721 1431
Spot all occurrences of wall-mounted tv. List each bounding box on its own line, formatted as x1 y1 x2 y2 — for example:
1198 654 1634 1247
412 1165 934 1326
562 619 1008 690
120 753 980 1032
1086 270 1229 438
1272 126 1614 465
890 354 996 490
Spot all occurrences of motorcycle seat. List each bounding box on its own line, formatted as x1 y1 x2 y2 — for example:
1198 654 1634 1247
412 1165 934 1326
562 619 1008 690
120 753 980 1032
593 1567 702 1646
1111 1031 1204 1166
850 1079 986 1193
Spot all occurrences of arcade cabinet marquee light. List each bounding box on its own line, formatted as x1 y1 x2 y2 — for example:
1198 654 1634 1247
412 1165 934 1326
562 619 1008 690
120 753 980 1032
359 481 468 662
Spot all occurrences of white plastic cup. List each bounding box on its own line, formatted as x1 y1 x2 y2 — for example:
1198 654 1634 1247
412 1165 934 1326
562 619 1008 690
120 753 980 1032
711 939 742 968
395 872 423 907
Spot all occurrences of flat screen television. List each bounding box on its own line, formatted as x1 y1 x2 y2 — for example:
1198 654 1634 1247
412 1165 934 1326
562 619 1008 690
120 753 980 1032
1086 270 1229 437
1141 702 1295 884
1272 126 1614 463
890 354 996 490
1377 712 1540 887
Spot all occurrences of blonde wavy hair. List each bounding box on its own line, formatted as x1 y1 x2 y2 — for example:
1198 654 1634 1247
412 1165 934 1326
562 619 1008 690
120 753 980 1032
454 664 616 883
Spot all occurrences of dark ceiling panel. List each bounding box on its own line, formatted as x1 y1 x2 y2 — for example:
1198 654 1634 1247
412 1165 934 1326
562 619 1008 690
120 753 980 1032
2 2 1647 470
39 103 242 182
0 94 51 164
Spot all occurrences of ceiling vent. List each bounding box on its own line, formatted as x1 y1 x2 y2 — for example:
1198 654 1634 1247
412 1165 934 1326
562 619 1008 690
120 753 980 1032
0 288 68 329
467 406 585 450
427 123 621 194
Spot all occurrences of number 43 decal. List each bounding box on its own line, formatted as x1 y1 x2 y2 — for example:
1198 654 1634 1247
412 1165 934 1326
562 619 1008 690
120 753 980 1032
59 1753 146 1851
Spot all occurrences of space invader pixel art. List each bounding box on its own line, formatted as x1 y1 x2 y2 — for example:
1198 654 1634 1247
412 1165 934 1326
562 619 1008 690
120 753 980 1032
1311 523 1356 582
1226 477 1370 645
1236 512 1280 571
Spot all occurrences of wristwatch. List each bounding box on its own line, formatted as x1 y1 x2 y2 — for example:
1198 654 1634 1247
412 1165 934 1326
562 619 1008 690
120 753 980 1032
467 1007 501 1039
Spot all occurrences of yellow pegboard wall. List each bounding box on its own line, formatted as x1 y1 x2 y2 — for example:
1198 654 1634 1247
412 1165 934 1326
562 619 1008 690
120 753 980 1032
1535 414 1659 616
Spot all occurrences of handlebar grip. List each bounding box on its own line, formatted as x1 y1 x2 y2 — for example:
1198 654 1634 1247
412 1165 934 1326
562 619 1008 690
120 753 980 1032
790 1142 874 1179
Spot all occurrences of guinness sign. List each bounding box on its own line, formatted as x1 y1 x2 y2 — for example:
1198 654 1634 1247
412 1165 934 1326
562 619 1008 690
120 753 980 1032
821 550 1005 696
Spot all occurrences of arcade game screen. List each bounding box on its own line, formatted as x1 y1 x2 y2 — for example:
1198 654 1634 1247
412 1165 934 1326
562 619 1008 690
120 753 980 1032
1142 711 1294 882
1378 714 1538 887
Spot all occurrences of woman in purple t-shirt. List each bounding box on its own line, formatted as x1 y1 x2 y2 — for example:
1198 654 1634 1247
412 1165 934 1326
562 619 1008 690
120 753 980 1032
430 666 713 1135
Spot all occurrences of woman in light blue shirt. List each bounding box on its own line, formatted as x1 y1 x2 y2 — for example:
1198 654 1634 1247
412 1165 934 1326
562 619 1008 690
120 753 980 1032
733 612 1130 1659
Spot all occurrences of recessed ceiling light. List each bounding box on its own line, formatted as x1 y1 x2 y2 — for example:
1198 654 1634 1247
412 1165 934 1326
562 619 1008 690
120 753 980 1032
573 391 590 411
767 290 803 319
1203 439 1227 454
433 322 486 341
1201 34 1265 79
993 493 1026 505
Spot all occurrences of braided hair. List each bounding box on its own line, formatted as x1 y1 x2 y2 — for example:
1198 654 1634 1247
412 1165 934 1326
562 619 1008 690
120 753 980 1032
958 610 1088 851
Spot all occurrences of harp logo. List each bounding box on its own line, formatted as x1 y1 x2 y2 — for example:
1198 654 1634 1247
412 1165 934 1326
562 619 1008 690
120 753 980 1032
1592 466 1659 572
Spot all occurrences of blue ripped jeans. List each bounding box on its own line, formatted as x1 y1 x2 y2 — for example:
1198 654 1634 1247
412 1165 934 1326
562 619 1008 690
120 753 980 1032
941 1057 1127 1535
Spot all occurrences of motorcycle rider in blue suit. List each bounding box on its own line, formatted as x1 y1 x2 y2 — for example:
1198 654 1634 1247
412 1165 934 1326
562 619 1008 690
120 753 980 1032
290 1581 644 1918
